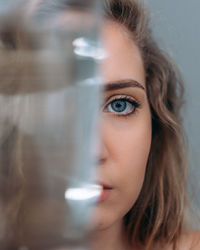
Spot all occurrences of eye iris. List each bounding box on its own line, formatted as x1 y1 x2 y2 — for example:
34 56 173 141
111 100 127 113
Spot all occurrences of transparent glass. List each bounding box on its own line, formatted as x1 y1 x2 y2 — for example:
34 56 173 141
0 0 104 249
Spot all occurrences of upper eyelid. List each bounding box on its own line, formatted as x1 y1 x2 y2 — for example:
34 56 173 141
103 94 139 106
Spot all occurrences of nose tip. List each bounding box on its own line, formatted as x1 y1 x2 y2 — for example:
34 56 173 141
92 117 109 167
97 157 106 165
92 132 107 166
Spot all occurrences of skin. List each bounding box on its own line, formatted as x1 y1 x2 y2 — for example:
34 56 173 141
86 20 200 250
54 20 152 250
28 5 152 248
86 21 152 250
26 5 200 250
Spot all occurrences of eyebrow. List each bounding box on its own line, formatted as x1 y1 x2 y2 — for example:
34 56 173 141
103 80 146 92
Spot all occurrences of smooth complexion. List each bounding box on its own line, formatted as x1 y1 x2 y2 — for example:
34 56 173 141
28 4 151 248
28 4 200 249
87 21 152 250
55 20 200 250
39 19 152 250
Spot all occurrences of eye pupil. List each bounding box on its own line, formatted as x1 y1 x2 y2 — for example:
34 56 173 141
111 100 126 113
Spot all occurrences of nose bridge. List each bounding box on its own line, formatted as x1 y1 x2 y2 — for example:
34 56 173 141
93 116 108 163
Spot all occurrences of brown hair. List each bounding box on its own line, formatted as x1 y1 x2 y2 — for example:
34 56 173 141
105 0 188 249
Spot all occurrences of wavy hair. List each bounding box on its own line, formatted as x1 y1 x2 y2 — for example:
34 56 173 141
105 0 188 249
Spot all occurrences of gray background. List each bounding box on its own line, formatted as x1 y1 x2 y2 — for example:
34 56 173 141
147 0 200 226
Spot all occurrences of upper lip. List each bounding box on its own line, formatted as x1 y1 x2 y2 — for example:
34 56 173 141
96 181 112 190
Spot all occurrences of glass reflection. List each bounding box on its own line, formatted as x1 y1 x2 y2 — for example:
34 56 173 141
0 0 103 249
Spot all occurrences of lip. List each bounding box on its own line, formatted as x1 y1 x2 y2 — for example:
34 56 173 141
96 181 112 202
97 181 112 189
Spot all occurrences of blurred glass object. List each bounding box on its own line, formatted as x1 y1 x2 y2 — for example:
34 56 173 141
0 0 25 15
0 0 104 249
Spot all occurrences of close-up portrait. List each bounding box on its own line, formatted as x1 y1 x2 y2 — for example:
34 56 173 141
0 0 199 250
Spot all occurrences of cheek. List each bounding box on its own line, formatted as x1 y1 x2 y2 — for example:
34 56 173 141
104 111 152 203
106 113 152 170
118 126 151 199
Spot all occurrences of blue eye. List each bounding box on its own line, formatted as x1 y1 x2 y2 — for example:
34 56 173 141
104 98 139 116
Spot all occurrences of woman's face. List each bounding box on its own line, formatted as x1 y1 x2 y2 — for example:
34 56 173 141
27 3 151 239
91 21 152 231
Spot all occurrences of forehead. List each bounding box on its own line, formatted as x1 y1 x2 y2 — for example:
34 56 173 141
100 21 146 87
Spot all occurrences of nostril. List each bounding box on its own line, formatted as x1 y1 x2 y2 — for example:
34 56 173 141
97 158 106 165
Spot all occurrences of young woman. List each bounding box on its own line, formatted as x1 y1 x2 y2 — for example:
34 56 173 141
0 0 199 250
86 0 200 249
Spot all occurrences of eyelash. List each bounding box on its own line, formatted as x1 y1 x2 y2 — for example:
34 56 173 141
103 95 141 117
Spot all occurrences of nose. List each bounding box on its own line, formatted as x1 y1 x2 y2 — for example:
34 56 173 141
93 118 108 166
